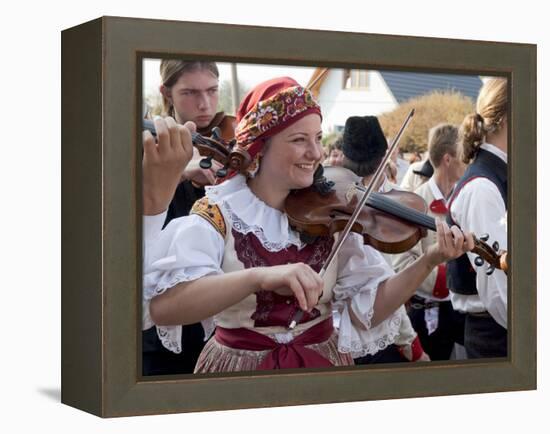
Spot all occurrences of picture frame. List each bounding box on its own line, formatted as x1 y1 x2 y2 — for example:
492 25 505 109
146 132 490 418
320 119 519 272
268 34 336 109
61 16 536 417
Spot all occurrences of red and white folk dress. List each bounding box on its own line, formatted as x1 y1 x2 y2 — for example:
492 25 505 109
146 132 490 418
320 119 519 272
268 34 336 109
143 175 402 372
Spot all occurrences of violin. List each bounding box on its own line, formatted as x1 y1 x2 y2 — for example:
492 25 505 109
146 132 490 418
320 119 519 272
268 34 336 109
197 112 237 144
285 165 508 274
142 118 251 178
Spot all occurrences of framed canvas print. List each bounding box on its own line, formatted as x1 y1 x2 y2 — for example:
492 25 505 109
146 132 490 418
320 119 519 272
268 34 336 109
61 16 536 417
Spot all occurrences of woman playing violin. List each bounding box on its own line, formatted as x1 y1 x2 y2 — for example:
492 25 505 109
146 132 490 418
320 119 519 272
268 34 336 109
142 60 234 375
143 76 474 372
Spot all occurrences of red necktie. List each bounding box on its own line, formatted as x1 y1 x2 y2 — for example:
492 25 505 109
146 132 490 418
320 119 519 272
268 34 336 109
429 199 447 214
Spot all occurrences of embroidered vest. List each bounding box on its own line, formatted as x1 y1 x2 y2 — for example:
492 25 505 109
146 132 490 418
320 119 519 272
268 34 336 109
191 196 338 333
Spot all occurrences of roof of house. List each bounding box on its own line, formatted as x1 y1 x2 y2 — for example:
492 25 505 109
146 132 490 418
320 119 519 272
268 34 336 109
306 67 483 102
378 71 483 102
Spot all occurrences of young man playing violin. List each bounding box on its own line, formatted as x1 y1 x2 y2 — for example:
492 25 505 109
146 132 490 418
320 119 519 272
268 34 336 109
142 77 474 373
142 60 235 375
153 60 235 220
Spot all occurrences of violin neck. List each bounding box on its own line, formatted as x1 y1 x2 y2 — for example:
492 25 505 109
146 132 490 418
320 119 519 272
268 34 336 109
142 118 202 142
367 192 438 232
367 191 505 272
143 118 232 159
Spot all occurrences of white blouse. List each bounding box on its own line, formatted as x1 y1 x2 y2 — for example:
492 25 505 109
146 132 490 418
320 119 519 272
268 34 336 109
449 143 508 328
142 174 401 358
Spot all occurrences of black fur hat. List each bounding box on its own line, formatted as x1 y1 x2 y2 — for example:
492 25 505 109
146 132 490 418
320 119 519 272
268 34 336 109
342 116 388 163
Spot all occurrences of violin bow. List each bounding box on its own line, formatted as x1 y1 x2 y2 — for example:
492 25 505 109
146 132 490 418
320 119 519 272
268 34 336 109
288 108 415 329
306 68 330 91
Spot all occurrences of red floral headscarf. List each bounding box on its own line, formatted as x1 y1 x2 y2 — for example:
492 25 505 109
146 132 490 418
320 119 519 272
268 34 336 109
234 77 322 175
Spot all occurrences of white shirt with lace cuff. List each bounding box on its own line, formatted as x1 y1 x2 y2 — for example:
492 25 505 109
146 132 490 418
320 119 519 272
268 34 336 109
449 143 507 328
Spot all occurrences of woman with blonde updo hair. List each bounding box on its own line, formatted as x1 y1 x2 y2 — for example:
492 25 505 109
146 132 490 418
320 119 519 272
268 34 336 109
446 77 508 359
460 77 508 164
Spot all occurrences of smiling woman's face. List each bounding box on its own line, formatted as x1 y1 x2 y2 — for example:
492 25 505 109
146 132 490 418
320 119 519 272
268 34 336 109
257 114 323 191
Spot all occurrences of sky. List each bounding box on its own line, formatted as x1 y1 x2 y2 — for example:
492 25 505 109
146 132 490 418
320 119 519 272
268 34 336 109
143 58 317 98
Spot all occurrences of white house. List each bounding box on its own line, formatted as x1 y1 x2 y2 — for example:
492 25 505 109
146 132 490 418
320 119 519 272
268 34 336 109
307 68 483 134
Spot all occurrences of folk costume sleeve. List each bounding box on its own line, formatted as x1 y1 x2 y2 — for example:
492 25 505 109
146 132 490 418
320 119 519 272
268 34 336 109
450 178 507 328
392 236 439 297
142 211 168 273
332 233 402 358
142 211 225 353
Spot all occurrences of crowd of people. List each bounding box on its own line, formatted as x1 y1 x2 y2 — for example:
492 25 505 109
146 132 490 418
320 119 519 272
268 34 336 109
141 60 508 375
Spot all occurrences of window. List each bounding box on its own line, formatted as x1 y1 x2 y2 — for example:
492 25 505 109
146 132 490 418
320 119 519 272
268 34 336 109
343 69 369 89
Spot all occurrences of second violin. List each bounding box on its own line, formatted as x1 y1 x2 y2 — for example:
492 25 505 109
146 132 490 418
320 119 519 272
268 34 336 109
142 118 252 178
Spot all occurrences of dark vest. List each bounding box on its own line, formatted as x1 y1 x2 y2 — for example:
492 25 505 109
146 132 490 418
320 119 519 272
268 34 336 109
163 180 205 228
446 149 507 295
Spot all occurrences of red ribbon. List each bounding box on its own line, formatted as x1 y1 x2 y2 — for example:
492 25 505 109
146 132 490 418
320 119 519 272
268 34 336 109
429 198 448 214
215 317 335 370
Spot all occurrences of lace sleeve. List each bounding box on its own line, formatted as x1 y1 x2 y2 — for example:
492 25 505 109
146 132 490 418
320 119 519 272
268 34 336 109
332 234 401 358
142 214 225 353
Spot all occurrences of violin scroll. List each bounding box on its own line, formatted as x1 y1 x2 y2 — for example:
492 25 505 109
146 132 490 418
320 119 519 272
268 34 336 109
472 235 508 275
227 147 252 173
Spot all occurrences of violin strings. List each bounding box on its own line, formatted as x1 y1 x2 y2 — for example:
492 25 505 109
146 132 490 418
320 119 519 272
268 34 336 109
354 186 432 227
367 193 437 231
375 196 436 229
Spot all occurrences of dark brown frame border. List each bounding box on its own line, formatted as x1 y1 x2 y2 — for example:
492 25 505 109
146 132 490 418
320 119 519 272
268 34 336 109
61 16 536 417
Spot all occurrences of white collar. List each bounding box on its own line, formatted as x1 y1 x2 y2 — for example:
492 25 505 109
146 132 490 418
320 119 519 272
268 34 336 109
481 142 507 164
205 175 304 251
427 177 446 203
